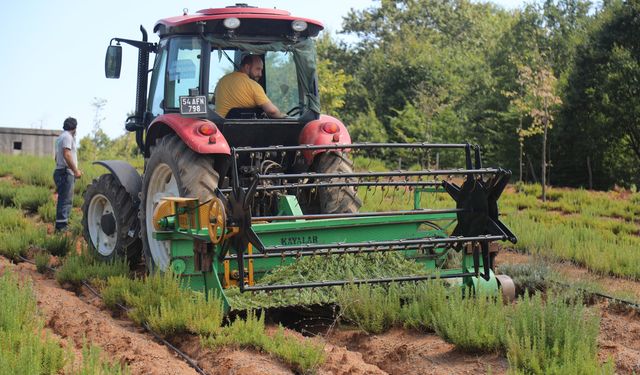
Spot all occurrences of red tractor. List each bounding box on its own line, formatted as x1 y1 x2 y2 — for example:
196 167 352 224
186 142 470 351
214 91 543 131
83 4 361 271
83 4 516 301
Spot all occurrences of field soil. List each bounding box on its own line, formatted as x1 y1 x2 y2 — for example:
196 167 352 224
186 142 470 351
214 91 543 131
2 248 639 374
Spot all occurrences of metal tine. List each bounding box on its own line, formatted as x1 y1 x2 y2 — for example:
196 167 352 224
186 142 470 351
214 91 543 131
279 151 286 167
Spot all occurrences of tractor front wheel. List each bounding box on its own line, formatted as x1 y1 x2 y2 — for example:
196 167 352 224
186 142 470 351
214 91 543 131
140 134 219 271
82 174 142 264
304 152 362 214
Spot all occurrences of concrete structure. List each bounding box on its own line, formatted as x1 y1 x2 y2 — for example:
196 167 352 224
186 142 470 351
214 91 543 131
0 127 62 157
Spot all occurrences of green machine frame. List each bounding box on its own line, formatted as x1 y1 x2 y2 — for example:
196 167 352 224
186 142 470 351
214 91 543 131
152 143 517 311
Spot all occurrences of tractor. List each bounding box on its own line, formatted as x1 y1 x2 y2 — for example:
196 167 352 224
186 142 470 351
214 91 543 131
82 4 517 310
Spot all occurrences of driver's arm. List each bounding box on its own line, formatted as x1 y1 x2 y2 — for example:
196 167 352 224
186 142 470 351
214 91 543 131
260 101 286 118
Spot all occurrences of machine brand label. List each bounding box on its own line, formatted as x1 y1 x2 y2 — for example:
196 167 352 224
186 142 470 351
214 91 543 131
280 235 318 246
179 96 207 115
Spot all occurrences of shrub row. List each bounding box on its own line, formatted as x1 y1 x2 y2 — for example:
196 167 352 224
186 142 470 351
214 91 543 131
0 270 128 374
338 282 613 375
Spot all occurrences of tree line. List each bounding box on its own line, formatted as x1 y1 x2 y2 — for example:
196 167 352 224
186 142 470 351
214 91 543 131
318 0 639 191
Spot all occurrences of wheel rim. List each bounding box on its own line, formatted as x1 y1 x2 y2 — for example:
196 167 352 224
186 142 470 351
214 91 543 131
87 193 117 256
145 163 179 270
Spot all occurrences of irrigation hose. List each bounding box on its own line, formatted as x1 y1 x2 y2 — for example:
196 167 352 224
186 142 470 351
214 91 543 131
16 255 209 375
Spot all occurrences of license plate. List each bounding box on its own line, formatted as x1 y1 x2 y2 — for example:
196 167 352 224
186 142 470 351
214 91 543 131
179 96 207 115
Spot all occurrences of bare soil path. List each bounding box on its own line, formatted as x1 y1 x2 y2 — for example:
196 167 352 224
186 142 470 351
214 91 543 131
327 328 508 375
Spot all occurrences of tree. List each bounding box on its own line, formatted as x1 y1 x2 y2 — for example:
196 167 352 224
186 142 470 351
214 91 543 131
507 62 561 200
557 0 640 189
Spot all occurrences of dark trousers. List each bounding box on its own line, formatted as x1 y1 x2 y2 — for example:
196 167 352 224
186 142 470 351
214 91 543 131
53 168 75 231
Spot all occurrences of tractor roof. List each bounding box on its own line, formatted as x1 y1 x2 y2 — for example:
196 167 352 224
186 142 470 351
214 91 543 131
154 4 324 39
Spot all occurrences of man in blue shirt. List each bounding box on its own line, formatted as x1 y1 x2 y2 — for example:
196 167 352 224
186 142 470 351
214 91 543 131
53 117 82 232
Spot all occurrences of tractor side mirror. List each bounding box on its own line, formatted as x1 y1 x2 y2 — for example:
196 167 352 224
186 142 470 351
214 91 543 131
105 45 122 79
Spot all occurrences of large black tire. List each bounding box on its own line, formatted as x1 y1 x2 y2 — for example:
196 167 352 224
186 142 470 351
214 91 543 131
82 174 142 264
140 134 219 271
302 152 362 214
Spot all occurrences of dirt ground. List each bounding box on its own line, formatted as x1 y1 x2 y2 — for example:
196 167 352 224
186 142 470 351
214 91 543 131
2 249 640 374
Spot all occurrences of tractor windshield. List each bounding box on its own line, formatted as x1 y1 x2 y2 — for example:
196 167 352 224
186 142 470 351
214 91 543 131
209 50 300 114
205 37 320 115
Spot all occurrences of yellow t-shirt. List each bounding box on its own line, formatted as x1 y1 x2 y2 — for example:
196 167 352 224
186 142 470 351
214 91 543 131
214 72 270 117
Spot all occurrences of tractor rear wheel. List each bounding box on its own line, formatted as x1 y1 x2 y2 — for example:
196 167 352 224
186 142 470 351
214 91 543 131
82 174 142 264
140 134 219 271
304 152 362 214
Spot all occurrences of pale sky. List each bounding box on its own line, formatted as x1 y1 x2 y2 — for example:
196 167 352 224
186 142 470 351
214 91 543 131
0 0 525 140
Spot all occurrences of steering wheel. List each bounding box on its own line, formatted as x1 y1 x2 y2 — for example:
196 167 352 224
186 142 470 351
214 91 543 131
286 105 303 117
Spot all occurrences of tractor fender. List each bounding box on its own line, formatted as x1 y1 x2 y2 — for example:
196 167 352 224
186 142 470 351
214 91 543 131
93 160 142 205
145 114 230 158
298 114 352 164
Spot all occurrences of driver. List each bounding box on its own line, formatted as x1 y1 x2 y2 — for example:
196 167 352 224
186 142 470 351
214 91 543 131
214 54 286 118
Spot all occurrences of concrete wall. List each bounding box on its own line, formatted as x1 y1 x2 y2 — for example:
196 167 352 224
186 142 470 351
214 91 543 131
0 127 62 157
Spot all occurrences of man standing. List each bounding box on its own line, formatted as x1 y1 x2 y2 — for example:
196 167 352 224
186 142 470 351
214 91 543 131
54 117 82 232
214 54 286 118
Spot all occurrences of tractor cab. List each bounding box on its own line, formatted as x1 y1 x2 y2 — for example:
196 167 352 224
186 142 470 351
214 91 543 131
106 4 326 152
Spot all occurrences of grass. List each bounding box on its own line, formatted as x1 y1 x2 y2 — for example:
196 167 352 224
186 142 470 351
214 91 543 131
0 270 68 374
202 311 325 373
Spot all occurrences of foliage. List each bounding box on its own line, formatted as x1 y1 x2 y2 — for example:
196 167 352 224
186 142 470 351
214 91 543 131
506 293 613 375
39 233 73 257
37 200 56 223
101 272 223 337
497 262 552 296
0 271 69 374
317 50 353 116
55 250 129 286
35 251 50 273
338 282 612 374
73 339 130 375
226 252 426 310
202 311 325 373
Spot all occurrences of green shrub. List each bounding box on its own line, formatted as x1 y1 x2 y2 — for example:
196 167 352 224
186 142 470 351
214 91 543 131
73 338 130 375
0 206 29 230
39 234 73 257
0 270 69 374
13 185 51 212
35 251 50 273
400 281 448 331
498 262 552 296
431 288 507 352
337 284 403 334
506 293 613 375
55 251 129 286
203 311 325 373
38 200 56 223
102 272 224 337
0 226 44 260
0 180 18 206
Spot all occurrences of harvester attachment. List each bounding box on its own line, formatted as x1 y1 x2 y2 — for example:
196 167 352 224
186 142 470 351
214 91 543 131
152 143 517 310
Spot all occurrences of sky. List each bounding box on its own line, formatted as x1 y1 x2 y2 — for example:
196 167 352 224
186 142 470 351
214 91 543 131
0 0 525 140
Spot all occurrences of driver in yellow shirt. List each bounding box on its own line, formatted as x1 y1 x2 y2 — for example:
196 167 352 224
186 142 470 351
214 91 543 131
214 55 286 118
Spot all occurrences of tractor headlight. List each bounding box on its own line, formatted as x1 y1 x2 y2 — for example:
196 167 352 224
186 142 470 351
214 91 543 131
291 20 307 32
223 17 241 30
